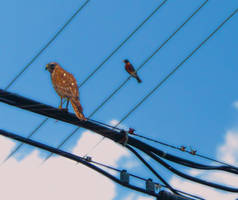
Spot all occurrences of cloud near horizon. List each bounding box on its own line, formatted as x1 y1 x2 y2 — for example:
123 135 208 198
0 119 152 200
169 130 238 200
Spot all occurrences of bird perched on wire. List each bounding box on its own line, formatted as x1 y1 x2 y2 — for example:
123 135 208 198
45 62 86 121
123 59 142 83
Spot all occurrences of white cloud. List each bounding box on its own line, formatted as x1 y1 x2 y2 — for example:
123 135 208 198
0 134 117 200
233 101 238 110
169 130 238 200
217 130 238 166
0 121 148 200
110 119 128 130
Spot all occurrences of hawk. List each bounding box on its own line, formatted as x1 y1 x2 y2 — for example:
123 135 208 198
45 62 86 121
123 59 142 83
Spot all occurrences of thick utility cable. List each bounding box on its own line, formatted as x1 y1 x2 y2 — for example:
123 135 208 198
116 7 238 126
1 89 238 176
5 0 90 90
0 128 204 199
127 146 205 200
2 1 90 162
0 129 158 197
56 0 208 160
131 132 236 167
3 0 167 163
126 145 178 195
143 149 238 193
92 158 204 200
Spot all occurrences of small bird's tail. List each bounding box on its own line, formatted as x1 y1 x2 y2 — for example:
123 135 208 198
70 97 87 121
136 76 142 83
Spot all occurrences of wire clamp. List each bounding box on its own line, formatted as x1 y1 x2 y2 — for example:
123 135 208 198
146 178 155 193
120 169 129 184
154 183 162 192
179 146 186 152
189 147 197 155
128 128 135 135
84 156 92 162
162 151 167 157
118 130 129 146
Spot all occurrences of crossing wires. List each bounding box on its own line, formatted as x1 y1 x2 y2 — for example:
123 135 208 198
42 0 208 163
3 0 168 163
5 0 90 90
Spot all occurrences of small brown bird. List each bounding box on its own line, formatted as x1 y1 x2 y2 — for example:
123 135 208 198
45 62 86 121
123 59 142 83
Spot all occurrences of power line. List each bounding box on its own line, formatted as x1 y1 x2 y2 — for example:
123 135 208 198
0 129 157 197
130 132 237 167
44 0 208 162
0 128 205 199
117 7 238 126
90 158 204 200
1 89 238 194
85 4 238 163
5 0 90 90
3 0 167 163
78 0 168 88
1 89 238 175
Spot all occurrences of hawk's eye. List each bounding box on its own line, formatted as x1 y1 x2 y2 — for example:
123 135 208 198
50 64 55 67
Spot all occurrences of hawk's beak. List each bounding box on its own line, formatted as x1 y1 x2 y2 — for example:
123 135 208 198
45 64 49 71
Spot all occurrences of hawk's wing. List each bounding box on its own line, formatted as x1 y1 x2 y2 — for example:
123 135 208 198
51 66 79 98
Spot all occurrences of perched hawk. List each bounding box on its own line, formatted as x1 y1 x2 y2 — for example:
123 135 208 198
123 59 142 83
46 62 86 121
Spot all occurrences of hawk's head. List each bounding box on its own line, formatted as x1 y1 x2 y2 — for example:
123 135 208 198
45 62 57 73
123 59 129 64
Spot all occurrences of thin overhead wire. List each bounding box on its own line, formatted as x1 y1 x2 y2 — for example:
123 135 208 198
5 0 90 90
78 0 168 88
0 129 157 197
90 158 204 200
45 0 208 162
130 132 236 167
117 7 238 126
85 4 237 160
3 0 167 163
1 89 238 175
0 128 205 199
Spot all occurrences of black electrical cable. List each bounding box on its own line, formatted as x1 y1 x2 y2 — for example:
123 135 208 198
0 128 205 199
130 132 236 167
1 89 238 176
1 90 238 195
0 129 158 198
5 0 208 163
126 145 179 195
66 0 209 159
126 146 205 200
142 149 238 193
3 0 168 163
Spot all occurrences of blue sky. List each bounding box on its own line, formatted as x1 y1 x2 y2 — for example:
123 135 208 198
0 0 238 199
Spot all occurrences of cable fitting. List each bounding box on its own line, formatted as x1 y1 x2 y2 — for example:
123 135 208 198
84 156 92 162
146 178 155 193
120 169 130 184
118 130 129 146
128 128 135 135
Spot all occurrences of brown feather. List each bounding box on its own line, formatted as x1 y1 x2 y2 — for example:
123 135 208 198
49 63 86 121
70 98 86 121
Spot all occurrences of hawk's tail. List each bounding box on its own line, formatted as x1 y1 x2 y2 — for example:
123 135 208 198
70 98 87 121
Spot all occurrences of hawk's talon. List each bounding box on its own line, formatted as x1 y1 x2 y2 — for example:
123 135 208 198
60 108 68 112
